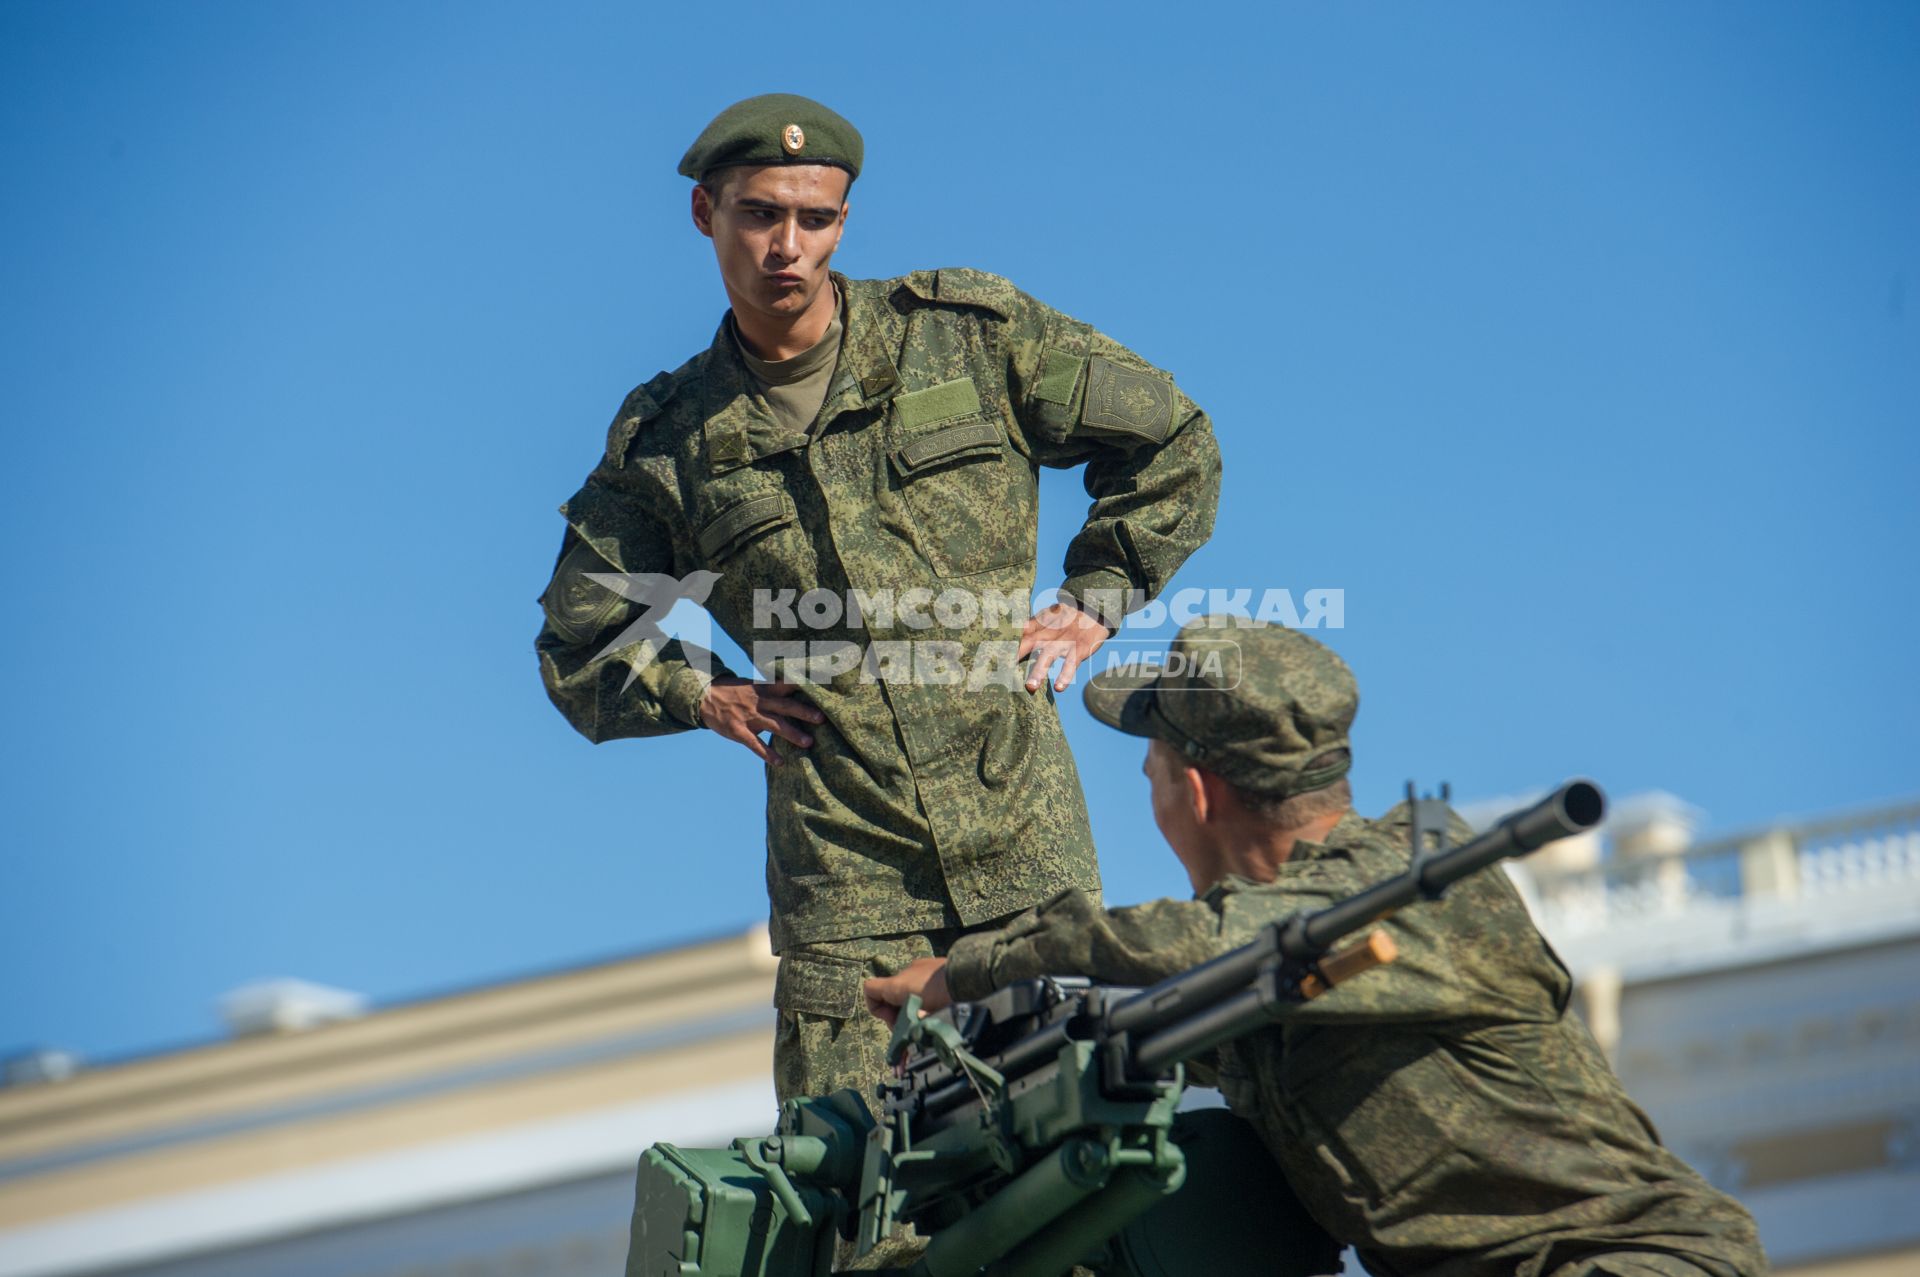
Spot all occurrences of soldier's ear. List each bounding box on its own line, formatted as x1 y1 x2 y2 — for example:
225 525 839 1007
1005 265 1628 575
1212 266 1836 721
1197 766 1255 828
691 184 716 237
1184 764 1215 824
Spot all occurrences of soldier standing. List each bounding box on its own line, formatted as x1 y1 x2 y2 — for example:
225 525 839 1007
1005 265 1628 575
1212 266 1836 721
536 94 1221 1101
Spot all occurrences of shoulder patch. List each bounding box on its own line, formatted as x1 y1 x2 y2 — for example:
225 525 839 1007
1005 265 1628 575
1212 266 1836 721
1082 356 1174 444
603 370 680 467
542 536 628 643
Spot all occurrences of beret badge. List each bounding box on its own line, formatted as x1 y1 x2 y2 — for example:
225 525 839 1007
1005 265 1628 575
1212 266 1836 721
781 123 806 154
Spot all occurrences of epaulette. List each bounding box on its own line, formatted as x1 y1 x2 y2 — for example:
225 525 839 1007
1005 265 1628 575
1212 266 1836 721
603 368 680 468
901 267 1018 319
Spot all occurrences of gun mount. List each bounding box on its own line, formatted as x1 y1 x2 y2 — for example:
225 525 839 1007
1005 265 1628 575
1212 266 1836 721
630 780 1605 1277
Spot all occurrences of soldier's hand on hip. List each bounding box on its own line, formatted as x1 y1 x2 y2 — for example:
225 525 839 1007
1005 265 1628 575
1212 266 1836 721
1019 603 1111 694
698 677 825 766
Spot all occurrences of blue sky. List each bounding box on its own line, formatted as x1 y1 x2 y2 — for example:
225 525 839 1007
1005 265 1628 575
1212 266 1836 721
2 2 1914 1062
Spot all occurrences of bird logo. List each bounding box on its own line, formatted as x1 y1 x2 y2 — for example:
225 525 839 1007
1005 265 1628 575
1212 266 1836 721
583 570 723 688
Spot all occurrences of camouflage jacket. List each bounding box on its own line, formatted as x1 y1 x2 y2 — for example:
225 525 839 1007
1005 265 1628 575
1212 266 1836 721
537 270 1221 950
945 811 1768 1277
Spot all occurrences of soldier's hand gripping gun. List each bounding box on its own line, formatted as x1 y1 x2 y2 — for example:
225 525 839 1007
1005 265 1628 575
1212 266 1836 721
629 780 1606 1277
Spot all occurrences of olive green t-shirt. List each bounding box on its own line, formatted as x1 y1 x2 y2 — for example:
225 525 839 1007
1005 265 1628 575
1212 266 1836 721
728 308 844 453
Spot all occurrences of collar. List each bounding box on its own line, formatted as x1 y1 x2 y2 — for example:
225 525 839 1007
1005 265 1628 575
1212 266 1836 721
702 273 900 474
813 272 900 426
1199 811 1371 902
1287 811 1370 865
700 315 771 472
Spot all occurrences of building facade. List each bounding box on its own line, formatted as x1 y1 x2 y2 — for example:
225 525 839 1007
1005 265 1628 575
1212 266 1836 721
1509 794 1920 1275
0 930 780 1277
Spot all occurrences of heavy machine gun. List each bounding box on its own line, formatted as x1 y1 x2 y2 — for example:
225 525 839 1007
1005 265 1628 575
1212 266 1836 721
628 780 1606 1277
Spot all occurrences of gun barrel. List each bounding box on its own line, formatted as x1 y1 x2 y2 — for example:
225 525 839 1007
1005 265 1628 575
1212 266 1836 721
1105 780 1604 1051
1132 985 1269 1075
1291 779 1604 956
1105 935 1276 1038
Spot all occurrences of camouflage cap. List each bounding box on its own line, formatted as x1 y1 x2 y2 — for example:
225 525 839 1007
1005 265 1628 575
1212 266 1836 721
677 93 864 183
1084 619 1357 800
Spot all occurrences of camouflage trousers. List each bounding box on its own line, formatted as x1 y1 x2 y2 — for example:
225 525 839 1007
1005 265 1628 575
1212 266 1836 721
772 922 989 1104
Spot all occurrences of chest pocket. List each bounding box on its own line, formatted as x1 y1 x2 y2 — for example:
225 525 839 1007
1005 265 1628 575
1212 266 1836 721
697 492 794 564
692 487 813 640
888 377 1034 578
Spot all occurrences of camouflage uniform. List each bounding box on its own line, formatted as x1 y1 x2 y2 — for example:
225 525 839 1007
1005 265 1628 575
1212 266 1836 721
538 269 1221 1099
940 618 1766 1276
944 825 1766 1276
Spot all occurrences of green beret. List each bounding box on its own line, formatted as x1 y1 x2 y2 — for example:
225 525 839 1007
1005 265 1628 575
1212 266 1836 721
678 93 864 183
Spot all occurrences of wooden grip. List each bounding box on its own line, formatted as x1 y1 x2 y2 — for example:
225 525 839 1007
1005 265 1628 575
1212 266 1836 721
1298 930 1400 1001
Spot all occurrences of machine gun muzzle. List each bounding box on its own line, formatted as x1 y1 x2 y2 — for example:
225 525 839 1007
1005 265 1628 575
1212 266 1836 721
1115 780 1605 1075
1290 777 1605 955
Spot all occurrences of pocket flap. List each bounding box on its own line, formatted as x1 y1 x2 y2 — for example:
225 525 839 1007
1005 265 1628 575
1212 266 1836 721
775 952 866 1019
697 493 792 562
893 419 1004 475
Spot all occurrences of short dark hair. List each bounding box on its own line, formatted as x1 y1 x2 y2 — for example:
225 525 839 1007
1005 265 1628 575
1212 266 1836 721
696 168 738 201
1228 750 1353 828
697 164 853 204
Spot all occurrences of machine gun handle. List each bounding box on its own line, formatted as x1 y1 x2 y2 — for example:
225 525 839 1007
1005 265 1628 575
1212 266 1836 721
1297 930 1398 1001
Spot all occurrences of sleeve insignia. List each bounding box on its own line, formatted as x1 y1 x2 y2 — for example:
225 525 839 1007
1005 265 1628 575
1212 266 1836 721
1082 357 1174 443
544 538 629 642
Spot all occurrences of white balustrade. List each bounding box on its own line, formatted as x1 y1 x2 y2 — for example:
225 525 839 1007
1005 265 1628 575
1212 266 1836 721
1521 801 1920 963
